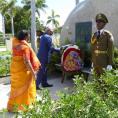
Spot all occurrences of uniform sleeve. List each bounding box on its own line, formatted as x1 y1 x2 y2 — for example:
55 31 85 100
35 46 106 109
107 33 114 65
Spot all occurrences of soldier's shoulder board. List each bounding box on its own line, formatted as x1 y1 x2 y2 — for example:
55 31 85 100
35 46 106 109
104 30 112 36
104 30 114 41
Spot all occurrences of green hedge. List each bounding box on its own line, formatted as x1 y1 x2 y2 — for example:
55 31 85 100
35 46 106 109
13 70 118 118
0 51 11 77
47 52 61 74
113 47 118 69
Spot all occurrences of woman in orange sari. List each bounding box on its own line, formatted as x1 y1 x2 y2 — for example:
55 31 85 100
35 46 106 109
7 30 41 112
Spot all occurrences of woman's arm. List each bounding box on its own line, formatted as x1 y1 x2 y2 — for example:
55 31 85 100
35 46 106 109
23 54 37 80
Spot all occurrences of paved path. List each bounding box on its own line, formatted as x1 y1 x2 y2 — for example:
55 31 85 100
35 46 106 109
0 74 74 118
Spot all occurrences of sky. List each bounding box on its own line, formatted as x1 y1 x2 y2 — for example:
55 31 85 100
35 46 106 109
40 0 85 26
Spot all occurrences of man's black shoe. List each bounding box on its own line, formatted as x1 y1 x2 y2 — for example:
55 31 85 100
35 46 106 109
36 87 42 90
42 83 53 87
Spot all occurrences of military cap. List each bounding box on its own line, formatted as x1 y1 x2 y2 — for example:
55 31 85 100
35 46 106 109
96 13 108 23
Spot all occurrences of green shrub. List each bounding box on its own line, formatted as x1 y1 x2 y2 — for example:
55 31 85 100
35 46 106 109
113 47 118 69
15 89 53 118
0 51 11 56
63 38 72 45
0 51 11 76
47 52 61 74
15 70 118 118
52 70 118 118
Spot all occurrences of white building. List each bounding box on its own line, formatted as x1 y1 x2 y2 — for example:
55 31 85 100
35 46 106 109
61 0 118 47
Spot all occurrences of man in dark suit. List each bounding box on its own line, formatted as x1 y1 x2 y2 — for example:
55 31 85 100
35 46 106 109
91 13 114 76
36 28 60 89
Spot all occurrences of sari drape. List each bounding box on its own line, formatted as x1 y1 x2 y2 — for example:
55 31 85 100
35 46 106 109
7 38 41 112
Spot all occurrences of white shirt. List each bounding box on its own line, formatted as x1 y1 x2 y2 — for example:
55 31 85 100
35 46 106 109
97 29 104 35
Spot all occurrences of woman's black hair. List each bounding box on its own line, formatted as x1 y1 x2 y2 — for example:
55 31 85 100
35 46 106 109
17 30 28 40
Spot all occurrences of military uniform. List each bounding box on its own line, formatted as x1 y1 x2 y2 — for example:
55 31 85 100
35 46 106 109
91 13 114 76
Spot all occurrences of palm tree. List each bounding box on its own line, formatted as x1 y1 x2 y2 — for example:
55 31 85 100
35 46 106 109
46 10 60 29
0 0 17 36
46 10 60 47
7 0 17 36
0 0 8 38
22 0 48 18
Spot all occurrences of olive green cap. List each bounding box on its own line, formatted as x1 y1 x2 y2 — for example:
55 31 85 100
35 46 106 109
96 13 108 23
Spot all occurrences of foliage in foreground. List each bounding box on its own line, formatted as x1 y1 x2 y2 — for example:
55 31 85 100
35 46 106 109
0 51 11 56
0 51 11 77
113 47 118 69
15 70 118 118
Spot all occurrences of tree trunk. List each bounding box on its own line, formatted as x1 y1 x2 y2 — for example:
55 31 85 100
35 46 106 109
31 0 37 52
2 16 5 39
11 16 14 36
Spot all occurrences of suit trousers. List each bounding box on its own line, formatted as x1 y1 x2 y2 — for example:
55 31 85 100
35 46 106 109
36 61 48 87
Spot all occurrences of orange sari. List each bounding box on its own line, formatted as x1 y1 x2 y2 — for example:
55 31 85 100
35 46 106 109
7 38 41 112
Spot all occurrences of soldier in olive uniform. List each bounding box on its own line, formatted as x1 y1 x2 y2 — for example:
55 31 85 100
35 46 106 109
91 13 114 76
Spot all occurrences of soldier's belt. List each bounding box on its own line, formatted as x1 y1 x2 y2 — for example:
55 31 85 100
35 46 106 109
94 50 107 54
